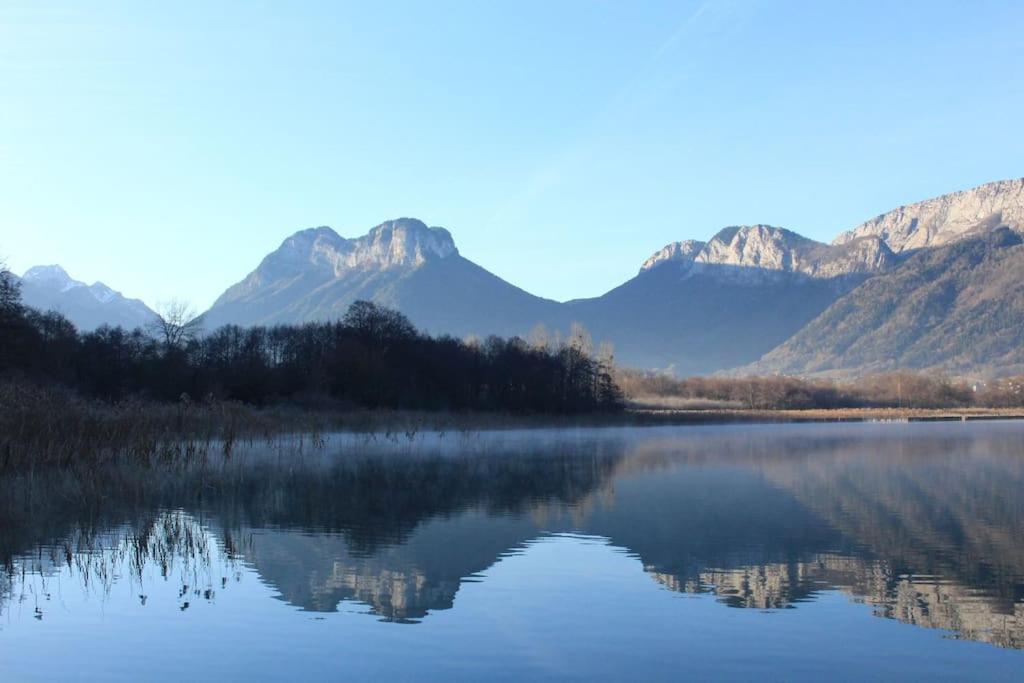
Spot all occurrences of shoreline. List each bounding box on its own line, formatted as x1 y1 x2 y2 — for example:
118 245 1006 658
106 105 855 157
624 407 1024 426
5 398 1024 474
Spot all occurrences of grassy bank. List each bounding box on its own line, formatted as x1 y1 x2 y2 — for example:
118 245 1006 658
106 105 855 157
6 382 1024 472
0 382 632 472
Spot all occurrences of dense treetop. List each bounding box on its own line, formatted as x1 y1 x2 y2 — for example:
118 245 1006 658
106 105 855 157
0 267 621 414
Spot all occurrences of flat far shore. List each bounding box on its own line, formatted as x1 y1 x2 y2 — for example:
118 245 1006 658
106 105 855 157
5 398 1024 474
6 395 1024 470
625 406 1024 425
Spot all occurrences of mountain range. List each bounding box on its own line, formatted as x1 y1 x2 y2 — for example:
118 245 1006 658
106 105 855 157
747 227 1024 377
14 265 156 331
198 218 901 374
12 177 1024 377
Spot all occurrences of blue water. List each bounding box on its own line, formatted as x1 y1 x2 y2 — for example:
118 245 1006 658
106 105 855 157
2 422 1023 680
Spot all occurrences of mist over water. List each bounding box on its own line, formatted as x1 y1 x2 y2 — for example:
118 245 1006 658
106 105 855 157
2 422 1024 680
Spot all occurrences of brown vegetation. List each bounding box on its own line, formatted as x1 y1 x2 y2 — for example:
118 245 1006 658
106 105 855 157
0 380 628 474
617 369 1024 411
4 375 1024 476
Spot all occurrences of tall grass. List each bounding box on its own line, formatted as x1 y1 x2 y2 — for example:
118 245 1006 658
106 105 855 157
0 380 627 474
5 374 1024 476
0 382 258 471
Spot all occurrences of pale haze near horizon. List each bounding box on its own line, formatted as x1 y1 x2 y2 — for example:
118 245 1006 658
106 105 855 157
2 0 1023 311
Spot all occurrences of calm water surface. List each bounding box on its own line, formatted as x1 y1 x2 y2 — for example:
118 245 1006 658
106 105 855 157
2 422 1024 680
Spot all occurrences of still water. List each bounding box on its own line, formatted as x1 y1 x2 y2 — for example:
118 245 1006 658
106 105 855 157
2 422 1024 680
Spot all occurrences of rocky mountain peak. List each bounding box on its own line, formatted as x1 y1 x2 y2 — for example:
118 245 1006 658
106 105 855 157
224 218 461 302
640 239 705 272
354 218 458 270
833 177 1024 252
23 264 78 291
290 226 348 270
88 282 119 304
640 224 893 281
22 264 143 306
695 225 822 272
16 264 155 330
22 265 139 305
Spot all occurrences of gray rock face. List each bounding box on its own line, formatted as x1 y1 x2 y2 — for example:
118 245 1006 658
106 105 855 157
820 236 897 278
226 219 457 299
833 178 1024 252
640 225 894 282
696 225 824 273
347 219 457 270
202 218 560 336
640 239 705 272
19 265 156 331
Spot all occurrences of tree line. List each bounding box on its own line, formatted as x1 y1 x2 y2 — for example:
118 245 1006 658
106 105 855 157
0 267 622 414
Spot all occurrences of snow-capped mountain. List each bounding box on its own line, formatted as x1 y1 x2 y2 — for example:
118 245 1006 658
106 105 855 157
19 265 156 331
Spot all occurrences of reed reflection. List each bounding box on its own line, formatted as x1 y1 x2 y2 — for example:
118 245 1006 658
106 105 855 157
2 424 1023 646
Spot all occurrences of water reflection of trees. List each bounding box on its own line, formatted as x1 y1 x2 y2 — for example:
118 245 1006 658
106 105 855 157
0 436 624 622
2 424 1024 645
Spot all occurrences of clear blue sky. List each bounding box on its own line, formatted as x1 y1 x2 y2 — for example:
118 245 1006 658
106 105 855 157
3 0 1023 309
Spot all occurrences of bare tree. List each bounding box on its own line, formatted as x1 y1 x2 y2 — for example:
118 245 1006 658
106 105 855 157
568 321 593 355
528 323 552 352
149 299 203 349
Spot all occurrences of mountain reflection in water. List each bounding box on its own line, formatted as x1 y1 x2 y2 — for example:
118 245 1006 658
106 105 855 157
2 422 1024 663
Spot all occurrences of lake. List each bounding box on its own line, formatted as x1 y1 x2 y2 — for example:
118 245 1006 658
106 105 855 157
2 421 1024 680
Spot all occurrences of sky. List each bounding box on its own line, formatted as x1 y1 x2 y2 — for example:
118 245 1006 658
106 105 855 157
2 0 1024 310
